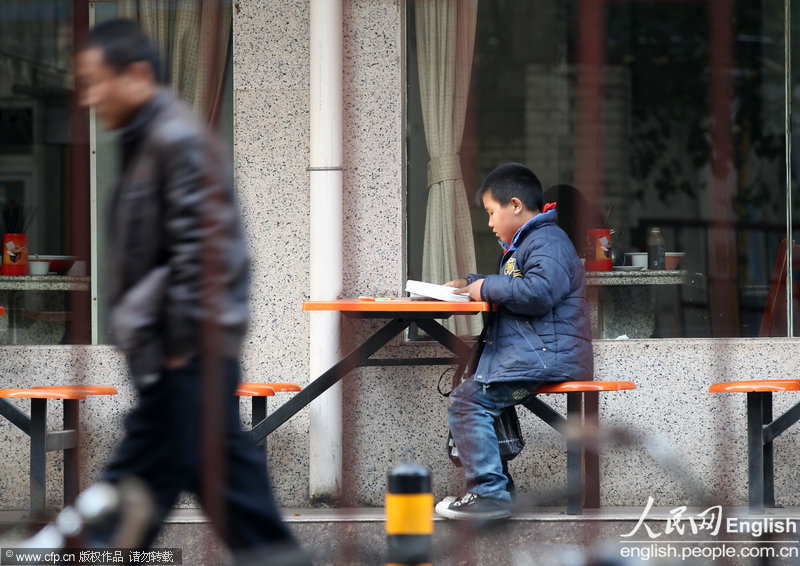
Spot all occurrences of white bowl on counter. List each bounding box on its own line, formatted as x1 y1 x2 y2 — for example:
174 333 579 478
28 260 50 275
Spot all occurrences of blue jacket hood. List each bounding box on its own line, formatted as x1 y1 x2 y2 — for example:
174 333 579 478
498 209 558 255
469 211 593 383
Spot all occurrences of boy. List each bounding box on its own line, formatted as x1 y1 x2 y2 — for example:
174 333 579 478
437 163 593 520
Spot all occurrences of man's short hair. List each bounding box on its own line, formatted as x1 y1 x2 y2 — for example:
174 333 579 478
476 163 544 212
84 19 161 82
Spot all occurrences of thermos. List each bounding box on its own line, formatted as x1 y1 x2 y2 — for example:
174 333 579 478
2 233 28 276
585 228 613 271
647 227 666 270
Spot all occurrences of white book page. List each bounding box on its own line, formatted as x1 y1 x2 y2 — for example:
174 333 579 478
405 280 471 302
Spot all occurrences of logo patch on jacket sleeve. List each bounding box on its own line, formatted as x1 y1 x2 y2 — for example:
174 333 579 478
504 257 523 278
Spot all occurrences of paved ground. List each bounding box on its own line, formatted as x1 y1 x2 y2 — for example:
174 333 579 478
3 507 800 565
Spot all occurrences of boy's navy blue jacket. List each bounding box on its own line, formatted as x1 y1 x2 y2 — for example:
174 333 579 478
466 209 593 383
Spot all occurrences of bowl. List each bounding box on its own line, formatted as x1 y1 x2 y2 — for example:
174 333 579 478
665 252 685 270
30 255 76 275
28 260 50 276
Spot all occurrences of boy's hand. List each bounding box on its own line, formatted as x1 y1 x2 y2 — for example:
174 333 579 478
444 279 467 288
456 279 484 301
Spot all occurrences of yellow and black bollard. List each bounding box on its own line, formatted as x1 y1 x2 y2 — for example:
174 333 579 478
385 463 433 566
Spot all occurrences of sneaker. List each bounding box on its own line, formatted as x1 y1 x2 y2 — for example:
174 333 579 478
435 495 457 510
434 492 511 520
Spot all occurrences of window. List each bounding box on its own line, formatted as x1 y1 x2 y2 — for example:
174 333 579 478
93 1 233 344
406 0 796 339
0 1 232 345
0 1 84 344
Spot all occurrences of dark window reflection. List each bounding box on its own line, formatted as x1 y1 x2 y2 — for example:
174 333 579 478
407 0 791 339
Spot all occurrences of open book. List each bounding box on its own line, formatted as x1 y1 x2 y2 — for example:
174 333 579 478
405 279 471 302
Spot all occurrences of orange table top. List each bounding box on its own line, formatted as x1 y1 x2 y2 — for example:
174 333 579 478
302 299 490 313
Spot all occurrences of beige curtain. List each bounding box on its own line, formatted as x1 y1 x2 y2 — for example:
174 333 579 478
118 1 231 124
416 0 481 336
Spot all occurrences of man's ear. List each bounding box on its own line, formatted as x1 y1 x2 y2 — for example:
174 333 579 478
128 61 157 84
510 197 524 213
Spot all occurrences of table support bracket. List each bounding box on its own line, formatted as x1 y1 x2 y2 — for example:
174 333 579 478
250 318 412 442
0 398 31 435
763 399 800 443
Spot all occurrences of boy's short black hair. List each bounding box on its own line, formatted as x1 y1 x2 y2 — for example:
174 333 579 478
84 19 162 83
476 163 544 212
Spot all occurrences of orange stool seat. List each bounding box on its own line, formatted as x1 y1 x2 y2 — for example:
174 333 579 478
32 385 118 396
240 382 301 393
236 385 276 397
236 384 300 447
0 387 86 400
537 380 637 394
236 385 283 448
709 380 800 393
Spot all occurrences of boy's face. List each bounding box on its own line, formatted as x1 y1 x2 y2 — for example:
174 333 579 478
482 191 527 243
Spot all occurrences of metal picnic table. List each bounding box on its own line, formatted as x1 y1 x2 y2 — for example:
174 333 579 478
249 298 488 442
248 297 600 510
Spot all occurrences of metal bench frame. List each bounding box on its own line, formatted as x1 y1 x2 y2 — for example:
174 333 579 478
0 397 80 513
743 391 800 510
523 392 600 515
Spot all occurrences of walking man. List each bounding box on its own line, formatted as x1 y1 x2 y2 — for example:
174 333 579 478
69 19 306 563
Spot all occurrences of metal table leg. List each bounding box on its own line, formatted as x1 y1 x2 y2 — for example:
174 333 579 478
414 319 474 360
583 391 600 509
566 392 584 515
30 398 47 514
252 397 267 450
762 392 775 508
63 399 80 506
747 392 766 511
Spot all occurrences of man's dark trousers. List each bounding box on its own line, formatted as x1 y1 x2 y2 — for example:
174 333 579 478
102 357 298 554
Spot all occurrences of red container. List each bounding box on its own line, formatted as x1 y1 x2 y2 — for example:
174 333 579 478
585 228 612 271
2 233 27 276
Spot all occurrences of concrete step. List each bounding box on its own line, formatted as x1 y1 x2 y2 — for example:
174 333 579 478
5 507 800 565
153 507 643 565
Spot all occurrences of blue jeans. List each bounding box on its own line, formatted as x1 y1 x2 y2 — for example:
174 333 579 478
448 378 544 502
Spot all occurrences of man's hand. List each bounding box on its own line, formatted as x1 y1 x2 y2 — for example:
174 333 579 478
444 279 467 288
165 354 192 369
456 279 484 301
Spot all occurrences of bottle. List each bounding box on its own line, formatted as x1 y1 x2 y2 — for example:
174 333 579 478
647 227 666 270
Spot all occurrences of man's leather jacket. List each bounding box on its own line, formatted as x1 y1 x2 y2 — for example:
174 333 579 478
107 89 249 379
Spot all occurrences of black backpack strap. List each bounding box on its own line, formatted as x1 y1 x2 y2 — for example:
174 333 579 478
437 310 493 397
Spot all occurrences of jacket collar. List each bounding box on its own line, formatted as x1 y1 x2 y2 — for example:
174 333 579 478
498 208 558 255
119 89 171 161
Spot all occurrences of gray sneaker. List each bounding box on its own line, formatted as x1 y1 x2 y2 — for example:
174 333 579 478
434 492 511 520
